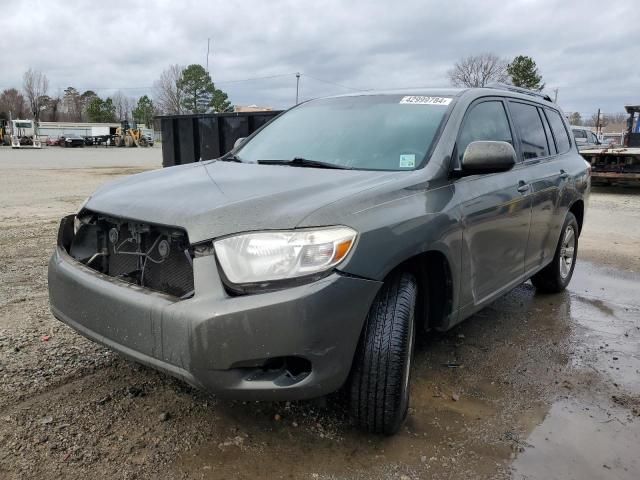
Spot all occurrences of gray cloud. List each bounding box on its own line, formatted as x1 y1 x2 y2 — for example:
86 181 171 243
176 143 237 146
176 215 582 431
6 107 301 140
1 0 637 115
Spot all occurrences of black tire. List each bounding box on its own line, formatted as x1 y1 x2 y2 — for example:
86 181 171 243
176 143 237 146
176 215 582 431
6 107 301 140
531 212 579 293
349 271 417 435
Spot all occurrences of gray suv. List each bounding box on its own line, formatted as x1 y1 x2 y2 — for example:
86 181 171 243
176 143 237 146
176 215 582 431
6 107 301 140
48 85 590 434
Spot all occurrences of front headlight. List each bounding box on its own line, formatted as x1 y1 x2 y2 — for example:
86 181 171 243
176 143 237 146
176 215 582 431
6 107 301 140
214 226 357 284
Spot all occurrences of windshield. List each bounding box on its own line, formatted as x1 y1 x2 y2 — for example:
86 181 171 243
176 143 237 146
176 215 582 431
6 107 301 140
237 94 452 171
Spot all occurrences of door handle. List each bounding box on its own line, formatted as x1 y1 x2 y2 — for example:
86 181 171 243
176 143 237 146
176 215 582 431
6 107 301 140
560 169 569 179
517 181 530 193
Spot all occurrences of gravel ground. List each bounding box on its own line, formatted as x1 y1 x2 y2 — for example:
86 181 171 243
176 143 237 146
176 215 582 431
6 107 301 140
0 146 638 479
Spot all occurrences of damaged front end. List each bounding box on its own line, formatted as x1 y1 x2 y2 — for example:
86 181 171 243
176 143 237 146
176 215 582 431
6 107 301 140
58 211 195 299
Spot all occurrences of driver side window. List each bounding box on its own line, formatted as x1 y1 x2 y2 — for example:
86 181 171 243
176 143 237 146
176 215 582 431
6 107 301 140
457 101 513 167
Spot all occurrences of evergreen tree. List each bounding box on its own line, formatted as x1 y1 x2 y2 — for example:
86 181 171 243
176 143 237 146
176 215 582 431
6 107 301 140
507 55 545 91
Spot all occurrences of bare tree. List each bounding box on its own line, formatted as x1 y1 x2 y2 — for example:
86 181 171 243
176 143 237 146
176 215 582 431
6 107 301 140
448 53 509 88
62 87 83 121
0 88 28 118
112 91 136 121
39 95 62 121
23 68 49 122
154 64 184 114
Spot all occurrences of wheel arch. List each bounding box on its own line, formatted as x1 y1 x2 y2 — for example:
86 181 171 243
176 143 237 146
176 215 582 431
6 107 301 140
569 199 584 234
384 249 455 333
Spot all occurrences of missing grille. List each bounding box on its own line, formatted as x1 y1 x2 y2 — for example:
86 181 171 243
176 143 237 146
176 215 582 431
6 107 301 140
68 211 194 299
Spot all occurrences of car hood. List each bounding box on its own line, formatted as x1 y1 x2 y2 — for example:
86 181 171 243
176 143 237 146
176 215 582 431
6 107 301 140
85 161 400 243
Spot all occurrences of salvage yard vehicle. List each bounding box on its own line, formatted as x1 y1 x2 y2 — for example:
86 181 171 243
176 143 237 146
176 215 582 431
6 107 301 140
571 125 601 151
114 120 148 147
59 134 85 148
46 136 61 146
48 85 590 434
580 105 640 185
0 119 9 145
9 119 42 149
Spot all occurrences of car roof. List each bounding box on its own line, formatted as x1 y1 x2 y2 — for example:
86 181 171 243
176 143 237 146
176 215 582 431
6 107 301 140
325 86 558 108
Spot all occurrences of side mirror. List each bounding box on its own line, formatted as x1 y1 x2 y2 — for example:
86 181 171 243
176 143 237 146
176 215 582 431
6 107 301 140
233 137 246 149
460 141 517 175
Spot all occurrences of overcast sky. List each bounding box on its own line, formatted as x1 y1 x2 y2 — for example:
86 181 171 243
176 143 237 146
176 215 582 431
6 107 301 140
1 0 637 115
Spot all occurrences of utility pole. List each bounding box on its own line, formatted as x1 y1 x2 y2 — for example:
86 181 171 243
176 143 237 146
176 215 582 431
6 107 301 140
596 108 601 135
553 88 559 103
206 38 211 75
295 72 301 105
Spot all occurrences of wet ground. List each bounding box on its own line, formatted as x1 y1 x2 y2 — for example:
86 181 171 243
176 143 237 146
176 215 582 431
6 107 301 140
0 147 638 479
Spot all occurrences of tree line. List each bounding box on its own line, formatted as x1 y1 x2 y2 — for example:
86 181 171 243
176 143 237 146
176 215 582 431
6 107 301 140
0 64 231 126
448 54 545 90
568 112 629 130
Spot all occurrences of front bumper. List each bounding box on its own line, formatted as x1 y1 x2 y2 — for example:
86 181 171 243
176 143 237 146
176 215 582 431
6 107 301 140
48 246 381 400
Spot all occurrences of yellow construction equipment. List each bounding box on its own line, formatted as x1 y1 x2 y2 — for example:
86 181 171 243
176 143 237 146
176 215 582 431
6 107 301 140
114 120 148 147
0 120 9 145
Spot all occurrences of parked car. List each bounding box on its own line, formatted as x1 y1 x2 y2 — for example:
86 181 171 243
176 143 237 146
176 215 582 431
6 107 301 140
59 134 85 148
571 126 601 151
46 136 61 146
48 85 590 434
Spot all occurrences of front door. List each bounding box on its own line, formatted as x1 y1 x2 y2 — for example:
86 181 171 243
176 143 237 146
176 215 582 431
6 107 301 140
454 99 532 306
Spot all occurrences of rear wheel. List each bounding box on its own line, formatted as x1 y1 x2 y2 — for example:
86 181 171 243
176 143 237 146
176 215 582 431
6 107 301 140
349 271 417 435
531 212 579 293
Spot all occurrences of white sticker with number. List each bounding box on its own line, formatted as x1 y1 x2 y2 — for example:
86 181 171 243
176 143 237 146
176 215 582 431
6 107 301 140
400 96 452 105
399 154 416 168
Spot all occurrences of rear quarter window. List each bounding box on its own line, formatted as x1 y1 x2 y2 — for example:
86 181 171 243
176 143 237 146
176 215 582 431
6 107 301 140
546 109 572 154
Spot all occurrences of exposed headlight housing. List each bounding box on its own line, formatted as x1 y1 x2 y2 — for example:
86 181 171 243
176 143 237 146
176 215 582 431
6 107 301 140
214 226 357 286
74 196 91 234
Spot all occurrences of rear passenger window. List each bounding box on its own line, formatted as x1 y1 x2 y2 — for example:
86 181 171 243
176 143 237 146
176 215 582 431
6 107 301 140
546 109 572 154
457 101 513 165
509 102 549 159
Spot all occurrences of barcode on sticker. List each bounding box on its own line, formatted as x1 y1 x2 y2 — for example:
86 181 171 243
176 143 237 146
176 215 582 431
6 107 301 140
400 96 452 105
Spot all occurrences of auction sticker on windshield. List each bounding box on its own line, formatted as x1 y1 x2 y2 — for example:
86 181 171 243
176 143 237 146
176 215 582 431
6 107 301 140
400 96 452 105
399 154 416 168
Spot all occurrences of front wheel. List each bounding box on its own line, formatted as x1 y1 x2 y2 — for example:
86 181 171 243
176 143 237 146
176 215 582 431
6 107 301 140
531 212 579 293
349 271 417 435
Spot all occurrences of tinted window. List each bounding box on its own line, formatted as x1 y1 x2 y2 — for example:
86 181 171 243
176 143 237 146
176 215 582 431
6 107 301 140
457 101 513 164
546 109 571 153
539 107 556 155
509 102 549 159
238 95 451 171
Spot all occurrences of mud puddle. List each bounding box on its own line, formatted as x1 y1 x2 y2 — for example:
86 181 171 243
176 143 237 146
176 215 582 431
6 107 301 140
511 262 640 480
173 261 640 480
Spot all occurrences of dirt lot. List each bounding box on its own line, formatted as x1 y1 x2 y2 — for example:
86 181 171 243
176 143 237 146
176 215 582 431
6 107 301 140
1 146 639 480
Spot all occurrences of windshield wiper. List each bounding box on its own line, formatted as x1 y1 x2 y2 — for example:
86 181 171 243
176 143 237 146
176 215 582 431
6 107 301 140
219 152 244 163
257 157 351 169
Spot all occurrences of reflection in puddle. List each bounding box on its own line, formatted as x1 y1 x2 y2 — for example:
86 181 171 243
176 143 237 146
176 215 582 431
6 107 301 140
512 399 639 480
511 261 640 479
172 262 639 480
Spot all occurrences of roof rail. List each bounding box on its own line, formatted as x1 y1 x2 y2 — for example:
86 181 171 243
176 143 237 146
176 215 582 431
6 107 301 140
486 83 552 102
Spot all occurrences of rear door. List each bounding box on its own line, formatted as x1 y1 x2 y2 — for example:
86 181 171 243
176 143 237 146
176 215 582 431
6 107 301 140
506 101 563 273
455 98 533 306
